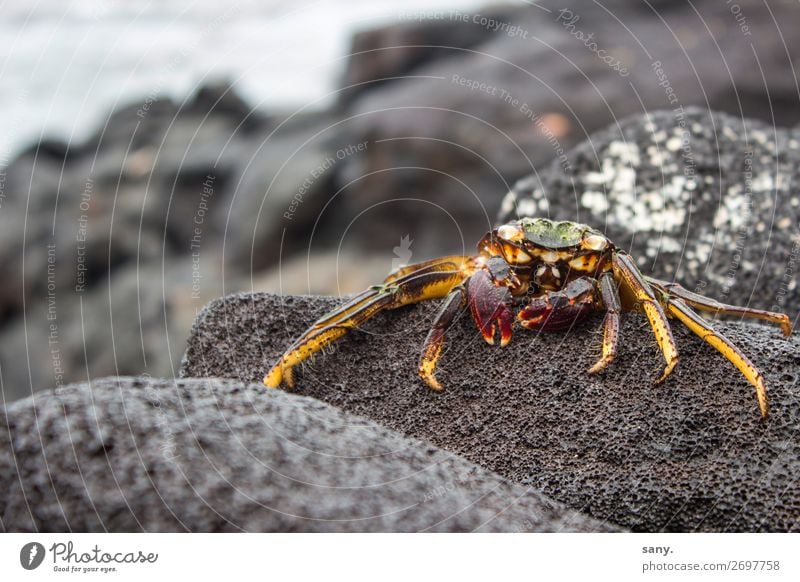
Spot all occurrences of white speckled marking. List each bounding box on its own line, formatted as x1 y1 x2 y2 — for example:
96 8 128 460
581 190 609 213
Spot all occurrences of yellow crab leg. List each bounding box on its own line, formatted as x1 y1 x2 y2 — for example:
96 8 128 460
613 252 680 383
298 259 469 338
647 277 793 337
384 255 475 284
418 286 467 390
587 271 622 375
264 267 468 389
666 298 769 419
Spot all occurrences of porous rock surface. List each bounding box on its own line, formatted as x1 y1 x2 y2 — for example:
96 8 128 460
0 377 615 532
499 108 800 316
182 292 800 532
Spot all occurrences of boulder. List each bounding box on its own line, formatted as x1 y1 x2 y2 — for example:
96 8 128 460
0 377 615 532
0 84 344 398
499 108 800 315
182 292 800 532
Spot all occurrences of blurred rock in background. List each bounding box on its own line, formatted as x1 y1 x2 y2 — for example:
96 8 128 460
2 0 799 401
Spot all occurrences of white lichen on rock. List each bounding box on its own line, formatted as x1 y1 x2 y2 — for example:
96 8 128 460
499 109 797 310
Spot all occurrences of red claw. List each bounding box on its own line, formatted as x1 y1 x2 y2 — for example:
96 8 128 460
518 278 596 331
466 270 514 346
498 305 514 346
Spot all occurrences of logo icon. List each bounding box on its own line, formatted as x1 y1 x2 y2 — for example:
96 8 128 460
391 234 414 272
20 542 45 570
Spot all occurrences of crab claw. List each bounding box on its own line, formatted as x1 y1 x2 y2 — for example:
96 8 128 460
466 269 514 346
518 279 596 332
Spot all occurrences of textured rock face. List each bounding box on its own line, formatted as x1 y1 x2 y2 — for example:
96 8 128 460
498 108 800 316
0 377 615 532
182 293 800 532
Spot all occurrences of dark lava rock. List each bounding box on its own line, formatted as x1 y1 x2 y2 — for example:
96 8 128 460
182 292 800 532
498 108 800 317
0 82 345 401
339 4 521 105
333 0 800 258
0 377 615 532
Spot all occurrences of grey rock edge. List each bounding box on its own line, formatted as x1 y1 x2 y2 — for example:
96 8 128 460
182 293 800 532
0 377 617 532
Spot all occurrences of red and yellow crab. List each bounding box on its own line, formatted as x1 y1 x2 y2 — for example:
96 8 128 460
264 218 792 418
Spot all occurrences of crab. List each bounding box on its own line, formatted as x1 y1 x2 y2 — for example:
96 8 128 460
264 218 792 419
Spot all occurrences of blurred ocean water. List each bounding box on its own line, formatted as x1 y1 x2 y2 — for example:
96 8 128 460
0 0 486 160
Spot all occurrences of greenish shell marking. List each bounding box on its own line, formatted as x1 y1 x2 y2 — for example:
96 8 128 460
516 218 597 249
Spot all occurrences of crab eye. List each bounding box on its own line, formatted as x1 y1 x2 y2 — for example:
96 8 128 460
497 224 524 242
582 233 608 251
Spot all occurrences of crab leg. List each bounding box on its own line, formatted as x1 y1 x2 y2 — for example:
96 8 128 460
665 298 770 419
612 252 680 383
384 255 474 284
264 265 468 388
297 260 468 339
418 286 467 390
587 271 622 375
647 277 792 337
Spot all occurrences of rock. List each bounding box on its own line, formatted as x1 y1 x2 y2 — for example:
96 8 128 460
0 90 243 319
338 5 523 105
0 377 616 532
0 83 346 400
218 110 350 273
0 259 207 403
185 81 260 131
498 108 800 315
182 292 800 532
332 0 800 258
